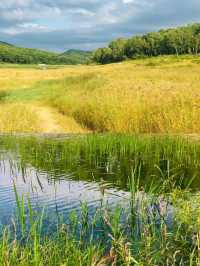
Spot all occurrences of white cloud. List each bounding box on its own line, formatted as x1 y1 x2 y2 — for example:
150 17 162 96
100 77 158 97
122 0 134 4
0 0 33 9
2 22 51 35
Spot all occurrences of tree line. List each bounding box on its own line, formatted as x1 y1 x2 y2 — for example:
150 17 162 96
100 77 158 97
93 23 200 64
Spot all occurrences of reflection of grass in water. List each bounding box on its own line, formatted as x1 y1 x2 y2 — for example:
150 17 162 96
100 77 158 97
0 135 199 264
3 134 199 190
1 170 200 265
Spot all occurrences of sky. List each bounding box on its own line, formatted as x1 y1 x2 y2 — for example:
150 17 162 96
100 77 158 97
1 0 200 52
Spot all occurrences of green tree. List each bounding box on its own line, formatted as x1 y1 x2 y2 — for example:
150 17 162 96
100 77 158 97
93 48 113 64
108 38 127 62
93 23 200 64
125 36 147 58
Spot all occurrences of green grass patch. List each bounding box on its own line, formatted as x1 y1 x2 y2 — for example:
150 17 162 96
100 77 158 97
5 73 106 103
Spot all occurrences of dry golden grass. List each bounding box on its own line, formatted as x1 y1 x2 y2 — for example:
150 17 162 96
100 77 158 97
0 65 93 91
0 104 41 133
33 104 87 134
0 103 87 133
0 56 199 133
49 58 200 133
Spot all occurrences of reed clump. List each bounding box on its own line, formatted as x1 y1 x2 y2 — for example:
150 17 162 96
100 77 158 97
0 134 199 265
2 134 200 190
1 181 200 265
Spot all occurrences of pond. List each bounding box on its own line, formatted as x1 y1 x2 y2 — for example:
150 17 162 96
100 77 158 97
0 134 199 228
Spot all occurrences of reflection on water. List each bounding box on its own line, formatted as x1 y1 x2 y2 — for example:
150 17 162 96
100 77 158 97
0 135 199 226
0 150 129 226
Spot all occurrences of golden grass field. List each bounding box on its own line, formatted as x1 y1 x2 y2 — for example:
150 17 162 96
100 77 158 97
0 55 199 133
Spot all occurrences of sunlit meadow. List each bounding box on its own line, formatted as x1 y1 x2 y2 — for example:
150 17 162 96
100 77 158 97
0 55 199 134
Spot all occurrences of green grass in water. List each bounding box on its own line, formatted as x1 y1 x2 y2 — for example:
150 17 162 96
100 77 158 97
0 135 200 265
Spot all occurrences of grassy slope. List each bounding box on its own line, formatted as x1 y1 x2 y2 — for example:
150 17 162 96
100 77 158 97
0 42 91 65
0 55 200 133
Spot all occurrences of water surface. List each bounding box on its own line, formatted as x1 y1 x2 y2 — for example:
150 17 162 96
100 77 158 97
0 134 199 226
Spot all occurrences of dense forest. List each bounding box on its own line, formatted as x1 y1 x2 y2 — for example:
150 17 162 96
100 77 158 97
0 42 92 65
93 23 200 64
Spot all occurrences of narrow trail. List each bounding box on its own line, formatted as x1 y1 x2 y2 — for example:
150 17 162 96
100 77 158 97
33 104 86 134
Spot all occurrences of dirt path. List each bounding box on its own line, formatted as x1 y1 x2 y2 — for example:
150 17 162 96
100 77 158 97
33 105 86 133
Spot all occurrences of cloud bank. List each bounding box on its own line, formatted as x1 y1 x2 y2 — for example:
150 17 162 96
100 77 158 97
0 0 200 51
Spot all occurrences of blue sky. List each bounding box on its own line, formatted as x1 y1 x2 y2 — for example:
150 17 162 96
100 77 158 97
1 0 200 52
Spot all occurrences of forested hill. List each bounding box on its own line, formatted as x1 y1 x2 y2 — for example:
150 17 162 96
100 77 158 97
0 43 92 65
93 23 200 64
61 49 92 64
0 41 13 46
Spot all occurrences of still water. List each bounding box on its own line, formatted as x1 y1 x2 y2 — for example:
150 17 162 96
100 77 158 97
0 135 199 226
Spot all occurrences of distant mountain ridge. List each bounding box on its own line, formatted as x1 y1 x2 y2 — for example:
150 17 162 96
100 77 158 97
0 42 92 65
61 49 92 64
0 41 13 46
